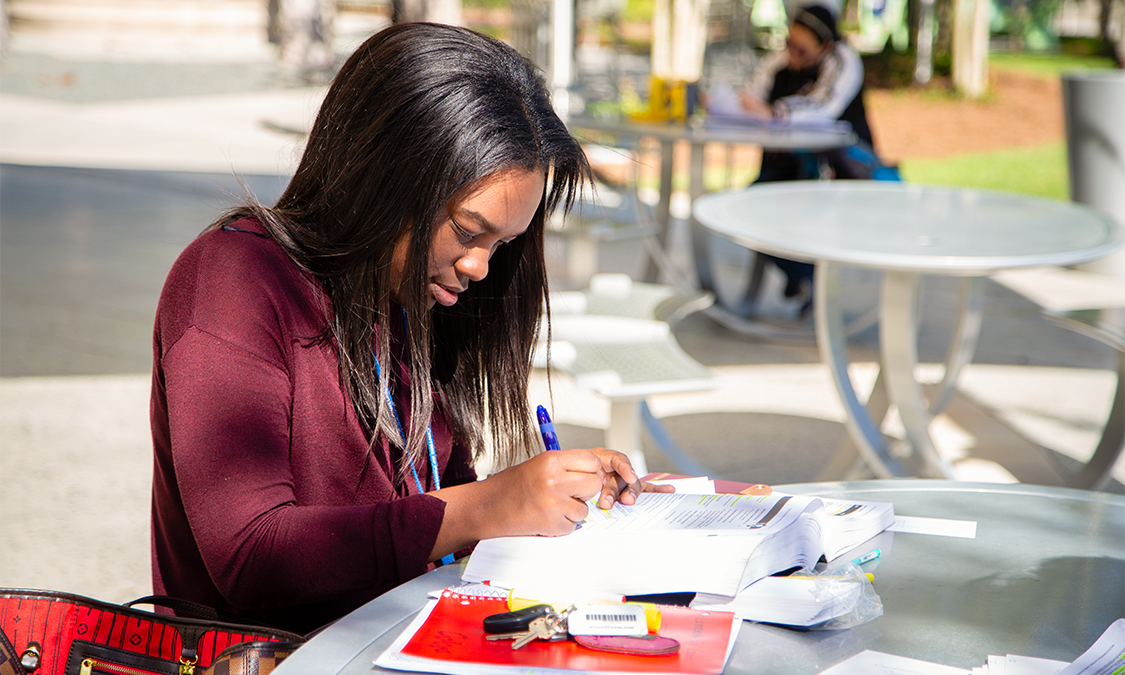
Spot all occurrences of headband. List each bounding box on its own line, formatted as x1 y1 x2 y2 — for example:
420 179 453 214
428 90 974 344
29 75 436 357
795 9 836 44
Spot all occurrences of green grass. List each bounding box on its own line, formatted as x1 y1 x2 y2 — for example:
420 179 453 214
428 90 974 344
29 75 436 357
988 52 1118 78
899 141 1069 200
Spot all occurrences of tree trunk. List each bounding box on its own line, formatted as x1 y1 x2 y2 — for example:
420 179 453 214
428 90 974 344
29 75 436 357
0 0 9 57
276 0 336 75
952 0 989 97
915 0 937 84
651 0 710 81
393 0 462 24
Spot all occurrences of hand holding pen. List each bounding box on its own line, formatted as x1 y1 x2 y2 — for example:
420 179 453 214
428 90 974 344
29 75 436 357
537 405 561 451
535 405 673 510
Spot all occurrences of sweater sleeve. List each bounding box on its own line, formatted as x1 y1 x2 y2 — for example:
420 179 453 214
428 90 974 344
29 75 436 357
161 328 444 609
774 44 864 122
744 49 789 103
152 227 448 622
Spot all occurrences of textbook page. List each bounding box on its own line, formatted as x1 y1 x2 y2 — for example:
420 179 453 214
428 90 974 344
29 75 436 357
820 498 896 561
462 492 827 598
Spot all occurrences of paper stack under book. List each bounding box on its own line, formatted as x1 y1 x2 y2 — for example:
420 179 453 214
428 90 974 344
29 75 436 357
819 618 1125 674
462 491 894 617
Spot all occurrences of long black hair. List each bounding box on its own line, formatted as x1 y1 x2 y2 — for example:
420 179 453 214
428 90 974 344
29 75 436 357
223 22 592 480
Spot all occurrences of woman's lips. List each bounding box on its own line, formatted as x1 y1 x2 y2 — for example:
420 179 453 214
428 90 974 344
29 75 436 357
430 282 461 307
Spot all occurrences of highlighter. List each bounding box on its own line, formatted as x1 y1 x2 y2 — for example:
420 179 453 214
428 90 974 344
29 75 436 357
508 590 662 633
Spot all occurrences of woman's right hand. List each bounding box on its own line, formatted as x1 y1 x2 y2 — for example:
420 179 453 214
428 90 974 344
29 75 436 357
481 449 610 536
429 448 611 560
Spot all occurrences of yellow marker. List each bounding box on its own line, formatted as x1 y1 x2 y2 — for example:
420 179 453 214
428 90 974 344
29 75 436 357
787 573 875 583
508 591 662 633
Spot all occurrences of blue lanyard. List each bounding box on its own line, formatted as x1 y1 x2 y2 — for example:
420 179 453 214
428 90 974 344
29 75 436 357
373 357 441 494
373 312 454 566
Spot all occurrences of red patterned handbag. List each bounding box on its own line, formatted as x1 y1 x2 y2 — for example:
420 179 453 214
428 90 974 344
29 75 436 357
0 589 304 675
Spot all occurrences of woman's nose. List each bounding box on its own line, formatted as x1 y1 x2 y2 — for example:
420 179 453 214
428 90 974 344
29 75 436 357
456 248 489 282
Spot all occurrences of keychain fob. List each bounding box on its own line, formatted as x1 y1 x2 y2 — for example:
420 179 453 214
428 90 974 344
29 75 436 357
483 604 553 634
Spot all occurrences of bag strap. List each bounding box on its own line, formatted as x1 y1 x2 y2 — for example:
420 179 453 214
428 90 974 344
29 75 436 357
124 596 294 633
124 596 224 621
0 626 29 675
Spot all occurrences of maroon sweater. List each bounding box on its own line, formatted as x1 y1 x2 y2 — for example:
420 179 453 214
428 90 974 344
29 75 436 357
150 218 477 634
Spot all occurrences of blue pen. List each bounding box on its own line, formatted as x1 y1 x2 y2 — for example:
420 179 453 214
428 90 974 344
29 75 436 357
536 405 561 451
851 549 881 566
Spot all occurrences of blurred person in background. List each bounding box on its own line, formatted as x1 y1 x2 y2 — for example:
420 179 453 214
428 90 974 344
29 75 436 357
738 4 895 313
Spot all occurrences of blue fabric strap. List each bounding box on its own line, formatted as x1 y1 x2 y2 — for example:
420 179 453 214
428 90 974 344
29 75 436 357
373 316 456 567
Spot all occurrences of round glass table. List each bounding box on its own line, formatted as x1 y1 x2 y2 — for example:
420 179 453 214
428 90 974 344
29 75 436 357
694 181 1125 480
567 116 857 285
271 481 1124 674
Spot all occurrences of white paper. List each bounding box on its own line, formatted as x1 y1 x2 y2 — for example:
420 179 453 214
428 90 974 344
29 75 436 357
887 515 977 538
691 575 861 626
1056 618 1125 675
819 650 972 675
427 583 509 600
705 83 749 117
988 654 1008 675
647 476 716 494
1003 654 1069 675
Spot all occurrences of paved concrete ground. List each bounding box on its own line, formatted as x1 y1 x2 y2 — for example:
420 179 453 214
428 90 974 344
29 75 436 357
1 41 1122 607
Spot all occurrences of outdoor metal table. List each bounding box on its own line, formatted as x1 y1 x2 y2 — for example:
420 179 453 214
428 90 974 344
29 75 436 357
566 116 856 286
270 480 1124 674
694 181 1125 480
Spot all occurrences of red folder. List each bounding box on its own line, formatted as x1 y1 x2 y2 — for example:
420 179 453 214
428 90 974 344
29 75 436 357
398 589 736 674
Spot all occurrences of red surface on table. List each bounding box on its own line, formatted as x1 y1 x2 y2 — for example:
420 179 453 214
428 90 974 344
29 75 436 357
400 590 736 674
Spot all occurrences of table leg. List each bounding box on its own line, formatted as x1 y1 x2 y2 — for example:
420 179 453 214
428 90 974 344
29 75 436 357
735 252 768 315
606 398 649 476
815 365 892 481
928 276 984 416
881 270 955 478
642 139 676 283
1071 348 1125 491
815 261 906 478
689 145 720 295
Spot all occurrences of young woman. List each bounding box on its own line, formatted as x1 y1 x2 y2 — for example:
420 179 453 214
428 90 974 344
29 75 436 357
740 4 880 309
740 3 873 155
150 22 669 634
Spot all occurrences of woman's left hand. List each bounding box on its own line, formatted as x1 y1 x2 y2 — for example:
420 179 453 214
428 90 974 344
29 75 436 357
584 448 676 509
739 92 774 119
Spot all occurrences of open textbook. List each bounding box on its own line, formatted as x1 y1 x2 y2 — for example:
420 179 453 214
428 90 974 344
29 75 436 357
462 492 894 599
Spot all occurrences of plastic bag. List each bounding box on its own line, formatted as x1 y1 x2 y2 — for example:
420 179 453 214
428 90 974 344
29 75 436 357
802 560 884 630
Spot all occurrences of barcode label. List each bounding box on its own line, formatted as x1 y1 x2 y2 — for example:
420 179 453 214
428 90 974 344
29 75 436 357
568 604 648 637
586 613 632 623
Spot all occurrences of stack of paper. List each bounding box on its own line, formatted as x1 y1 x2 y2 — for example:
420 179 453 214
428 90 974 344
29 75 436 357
819 618 1125 675
462 492 893 600
821 651 1070 675
971 654 1069 675
691 575 864 626
820 498 896 561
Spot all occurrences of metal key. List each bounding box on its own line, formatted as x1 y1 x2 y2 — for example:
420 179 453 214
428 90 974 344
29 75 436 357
511 616 560 650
